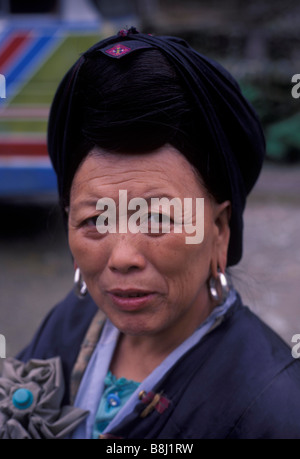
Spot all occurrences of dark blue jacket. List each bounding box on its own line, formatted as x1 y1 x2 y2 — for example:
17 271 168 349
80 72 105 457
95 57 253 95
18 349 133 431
17 290 300 439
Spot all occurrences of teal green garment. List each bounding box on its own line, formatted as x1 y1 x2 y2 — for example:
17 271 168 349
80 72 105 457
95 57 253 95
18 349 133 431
92 371 140 438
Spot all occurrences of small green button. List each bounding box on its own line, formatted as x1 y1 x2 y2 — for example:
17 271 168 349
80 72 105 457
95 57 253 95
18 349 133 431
12 388 34 410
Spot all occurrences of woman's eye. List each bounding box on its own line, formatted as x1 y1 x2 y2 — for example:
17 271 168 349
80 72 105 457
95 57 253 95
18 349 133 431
147 212 173 234
148 213 167 224
82 216 98 227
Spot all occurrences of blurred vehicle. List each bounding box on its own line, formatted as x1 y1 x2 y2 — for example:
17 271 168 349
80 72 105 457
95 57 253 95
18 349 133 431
0 0 105 200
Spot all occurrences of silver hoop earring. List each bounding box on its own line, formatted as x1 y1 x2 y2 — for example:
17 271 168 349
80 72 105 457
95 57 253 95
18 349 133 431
209 271 230 304
74 267 87 299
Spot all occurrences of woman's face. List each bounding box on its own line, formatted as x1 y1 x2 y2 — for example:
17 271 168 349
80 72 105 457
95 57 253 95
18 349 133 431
68 145 230 343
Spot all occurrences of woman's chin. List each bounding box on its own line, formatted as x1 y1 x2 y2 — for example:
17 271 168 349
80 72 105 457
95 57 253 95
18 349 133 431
104 310 166 337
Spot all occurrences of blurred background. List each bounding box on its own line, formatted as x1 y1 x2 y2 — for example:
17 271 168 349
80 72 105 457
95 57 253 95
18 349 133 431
0 0 300 368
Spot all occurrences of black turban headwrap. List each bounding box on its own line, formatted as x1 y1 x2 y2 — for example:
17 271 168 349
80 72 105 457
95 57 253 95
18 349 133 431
48 27 265 266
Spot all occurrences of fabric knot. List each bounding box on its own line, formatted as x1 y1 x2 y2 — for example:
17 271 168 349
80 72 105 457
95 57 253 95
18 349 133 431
118 27 139 37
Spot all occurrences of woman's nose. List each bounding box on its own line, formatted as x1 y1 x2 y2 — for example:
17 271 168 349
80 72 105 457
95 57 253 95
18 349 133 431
107 234 146 274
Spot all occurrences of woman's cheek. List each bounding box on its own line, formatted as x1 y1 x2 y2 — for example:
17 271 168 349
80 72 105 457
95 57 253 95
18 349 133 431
149 236 184 267
69 230 101 271
156 232 209 270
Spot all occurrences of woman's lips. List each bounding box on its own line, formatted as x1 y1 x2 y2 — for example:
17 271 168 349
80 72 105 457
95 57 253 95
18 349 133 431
107 289 156 311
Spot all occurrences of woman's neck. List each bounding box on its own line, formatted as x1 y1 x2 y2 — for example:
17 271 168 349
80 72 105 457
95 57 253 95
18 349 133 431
109 297 215 381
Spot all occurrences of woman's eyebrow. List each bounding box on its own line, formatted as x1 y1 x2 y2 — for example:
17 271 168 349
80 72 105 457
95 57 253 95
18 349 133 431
140 193 178 202
70 199 99 211
71 191 184 214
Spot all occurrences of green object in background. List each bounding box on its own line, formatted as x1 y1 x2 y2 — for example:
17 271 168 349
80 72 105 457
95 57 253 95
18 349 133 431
266 112 300 161
240 81 300 162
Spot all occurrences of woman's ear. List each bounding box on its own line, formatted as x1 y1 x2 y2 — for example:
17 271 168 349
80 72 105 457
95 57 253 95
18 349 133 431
211 200 231 276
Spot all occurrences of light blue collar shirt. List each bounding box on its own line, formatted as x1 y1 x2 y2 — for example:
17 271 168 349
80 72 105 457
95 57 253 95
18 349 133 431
71 289 237 439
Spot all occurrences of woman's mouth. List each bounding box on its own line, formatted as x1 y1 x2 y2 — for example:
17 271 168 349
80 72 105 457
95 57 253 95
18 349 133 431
107 289 156 311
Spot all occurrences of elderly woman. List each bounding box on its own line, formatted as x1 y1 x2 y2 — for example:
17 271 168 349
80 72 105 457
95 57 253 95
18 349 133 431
14 28 300 439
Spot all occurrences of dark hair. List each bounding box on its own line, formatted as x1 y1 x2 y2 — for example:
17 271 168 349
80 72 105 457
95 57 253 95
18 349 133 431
63 48 229 208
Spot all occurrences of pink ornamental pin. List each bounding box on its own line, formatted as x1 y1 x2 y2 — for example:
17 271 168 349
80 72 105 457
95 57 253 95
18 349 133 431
105 43 132 58
101 40 153 59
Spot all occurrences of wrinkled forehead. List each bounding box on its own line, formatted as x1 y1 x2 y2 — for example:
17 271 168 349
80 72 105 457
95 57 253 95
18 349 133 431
69 146 210 204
